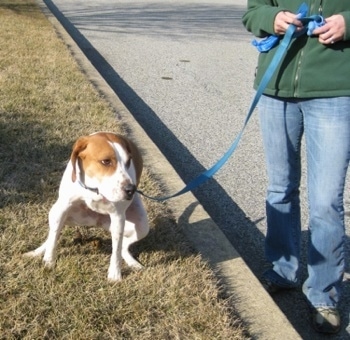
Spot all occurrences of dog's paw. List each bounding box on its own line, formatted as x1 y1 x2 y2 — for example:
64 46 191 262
42 255 56 269
23 243 46 258
23 250 37 258
107 268 122 282
129 261 144 270
43 261 55 269
122 251 144 270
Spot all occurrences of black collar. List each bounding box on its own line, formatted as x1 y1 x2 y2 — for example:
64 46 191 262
78 180 99 195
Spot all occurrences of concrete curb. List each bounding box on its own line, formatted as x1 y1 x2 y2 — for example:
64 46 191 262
38 2 301 338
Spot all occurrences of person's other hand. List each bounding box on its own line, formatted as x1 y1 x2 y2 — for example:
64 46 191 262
274 11 304 35
312 15 345 45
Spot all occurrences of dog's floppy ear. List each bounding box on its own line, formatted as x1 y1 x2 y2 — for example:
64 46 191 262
70 136 89 182
124 138 143 186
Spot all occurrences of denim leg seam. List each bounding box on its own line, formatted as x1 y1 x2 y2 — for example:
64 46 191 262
290 110 303 284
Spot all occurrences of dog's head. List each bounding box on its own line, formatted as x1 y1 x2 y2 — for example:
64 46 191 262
70 132 143 202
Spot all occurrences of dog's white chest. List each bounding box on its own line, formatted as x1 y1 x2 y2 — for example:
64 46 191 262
86 198 116 215
65 200 111 228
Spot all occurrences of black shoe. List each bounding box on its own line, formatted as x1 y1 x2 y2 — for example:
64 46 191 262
260 277 295 294
312 307 341 334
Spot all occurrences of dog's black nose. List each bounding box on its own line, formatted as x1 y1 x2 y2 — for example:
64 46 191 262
123 184 136 200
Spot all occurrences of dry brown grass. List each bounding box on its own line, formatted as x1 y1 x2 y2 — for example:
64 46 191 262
0 1 248 339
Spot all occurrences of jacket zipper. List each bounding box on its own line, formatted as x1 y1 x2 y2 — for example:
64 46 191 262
319 0 323 15
293 0 322 97
310 0 322 14
294 50 303 97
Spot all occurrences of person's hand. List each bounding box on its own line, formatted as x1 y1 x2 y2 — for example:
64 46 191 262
312 15 345 45
274 11 304 35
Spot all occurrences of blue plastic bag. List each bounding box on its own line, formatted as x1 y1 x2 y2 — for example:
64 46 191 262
252 3 324 52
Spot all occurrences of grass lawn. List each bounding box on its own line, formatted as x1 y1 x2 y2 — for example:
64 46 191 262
0 0 248 338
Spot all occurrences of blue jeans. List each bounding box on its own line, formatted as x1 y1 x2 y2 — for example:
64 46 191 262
259 95 350 308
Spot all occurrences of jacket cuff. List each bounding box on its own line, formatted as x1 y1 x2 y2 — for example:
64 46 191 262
260 8 285 36
340 12 350 41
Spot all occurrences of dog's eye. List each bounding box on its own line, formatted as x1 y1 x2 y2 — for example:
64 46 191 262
101 159 112 166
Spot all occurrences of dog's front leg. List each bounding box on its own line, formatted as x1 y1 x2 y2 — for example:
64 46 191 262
107 213 126 281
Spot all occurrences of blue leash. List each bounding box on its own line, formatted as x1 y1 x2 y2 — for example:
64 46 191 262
137 6 323 202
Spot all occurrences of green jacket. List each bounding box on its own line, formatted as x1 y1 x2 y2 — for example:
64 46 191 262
242 0 350 98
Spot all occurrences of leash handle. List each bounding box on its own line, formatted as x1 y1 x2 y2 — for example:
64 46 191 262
138 24 297 202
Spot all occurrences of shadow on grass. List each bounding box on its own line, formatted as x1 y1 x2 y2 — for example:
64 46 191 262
0 111 69 207
61 215 194 266
0 1 40 15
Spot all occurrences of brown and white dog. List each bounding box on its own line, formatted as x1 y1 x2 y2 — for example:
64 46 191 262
25 132 149 281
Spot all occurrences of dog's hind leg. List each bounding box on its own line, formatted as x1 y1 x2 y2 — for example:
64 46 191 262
24 241 47 258
121 228 145 269
24 199 68 268
41 200 68 267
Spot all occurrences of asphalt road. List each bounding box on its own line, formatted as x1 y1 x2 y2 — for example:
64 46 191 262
45 0 350 338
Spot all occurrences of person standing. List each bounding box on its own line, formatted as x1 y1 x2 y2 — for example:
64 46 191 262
242 0 350 334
